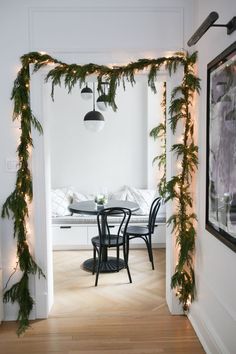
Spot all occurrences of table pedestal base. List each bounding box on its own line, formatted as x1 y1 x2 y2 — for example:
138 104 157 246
83 257 125 273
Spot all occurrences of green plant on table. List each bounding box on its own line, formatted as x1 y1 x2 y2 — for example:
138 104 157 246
95 194 107 205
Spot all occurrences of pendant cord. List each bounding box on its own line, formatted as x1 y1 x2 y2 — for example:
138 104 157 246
93 82 95 110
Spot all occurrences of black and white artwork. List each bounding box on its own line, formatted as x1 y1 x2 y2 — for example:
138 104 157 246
206 42 236 252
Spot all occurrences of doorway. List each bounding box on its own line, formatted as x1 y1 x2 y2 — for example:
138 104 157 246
30 64 182 319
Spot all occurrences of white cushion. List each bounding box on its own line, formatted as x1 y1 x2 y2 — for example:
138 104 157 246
51 188 73 217
109 186 127 201
126 187 157 215
73 191 94 202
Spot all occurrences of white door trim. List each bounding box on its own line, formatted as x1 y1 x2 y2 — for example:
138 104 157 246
30 63 183 318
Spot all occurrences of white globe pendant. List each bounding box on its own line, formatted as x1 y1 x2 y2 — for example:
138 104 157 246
81 84 93 100
96 94 109 111
83 110 105 132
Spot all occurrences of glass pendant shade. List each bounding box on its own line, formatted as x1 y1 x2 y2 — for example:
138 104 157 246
96 94 109 111
81 85 93 100
83 110 105 132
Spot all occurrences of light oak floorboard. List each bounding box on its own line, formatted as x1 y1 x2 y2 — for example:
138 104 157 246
0 249 205 354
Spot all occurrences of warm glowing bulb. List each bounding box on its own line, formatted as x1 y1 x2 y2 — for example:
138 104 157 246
26 222 31 233
186 298 191 307
28 146 32 156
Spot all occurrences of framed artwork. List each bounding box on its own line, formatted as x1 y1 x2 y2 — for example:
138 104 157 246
206 41 236 252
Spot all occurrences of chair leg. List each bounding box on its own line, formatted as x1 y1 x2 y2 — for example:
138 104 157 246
92 246 96 275
95 247 102 286
148 234 154 270
143 236 151 261
143 235 155 270
126 235 130 263
116 246 120 272
123 243 132 283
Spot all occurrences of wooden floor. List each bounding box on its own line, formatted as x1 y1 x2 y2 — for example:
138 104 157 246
0 249 205 354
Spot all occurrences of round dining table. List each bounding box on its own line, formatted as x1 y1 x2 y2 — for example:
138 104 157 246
69 200 139 273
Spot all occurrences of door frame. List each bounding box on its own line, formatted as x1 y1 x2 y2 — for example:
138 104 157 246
30 64 183 318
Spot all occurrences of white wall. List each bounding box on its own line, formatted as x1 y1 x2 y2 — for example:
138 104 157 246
49 82 149 193
48 80 165 194
189 1 236 353
0 0 194 321
0 1 234 351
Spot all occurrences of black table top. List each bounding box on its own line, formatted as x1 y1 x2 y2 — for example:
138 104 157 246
69 200 139 215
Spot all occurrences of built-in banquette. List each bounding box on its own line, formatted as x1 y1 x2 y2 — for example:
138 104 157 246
51 186 166 250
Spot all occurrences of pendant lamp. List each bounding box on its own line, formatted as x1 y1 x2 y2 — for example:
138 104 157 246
96 82 109 111
81 83 93 100
83 83 105 132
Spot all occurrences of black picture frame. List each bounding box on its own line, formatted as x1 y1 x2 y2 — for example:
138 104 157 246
206 41 236 252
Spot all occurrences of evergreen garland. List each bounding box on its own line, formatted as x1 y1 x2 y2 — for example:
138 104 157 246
2 51 200 334
167 52 200 309
150 82 167 197
2 57 45 335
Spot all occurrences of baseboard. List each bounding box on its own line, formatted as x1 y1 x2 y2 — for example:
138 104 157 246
188 303 230 354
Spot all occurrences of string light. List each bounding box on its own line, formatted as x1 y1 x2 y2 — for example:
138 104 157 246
26 222 31 234
186 298 191 307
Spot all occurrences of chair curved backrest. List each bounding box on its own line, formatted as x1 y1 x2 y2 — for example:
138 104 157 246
97 207 131 247
148 197 162 234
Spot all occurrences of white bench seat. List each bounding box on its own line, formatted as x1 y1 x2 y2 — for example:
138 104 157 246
51 214 166 250
52 214 166 225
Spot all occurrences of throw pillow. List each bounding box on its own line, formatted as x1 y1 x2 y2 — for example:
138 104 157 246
126 186 157 215
73 191 94 202
109 186 127 201
51 187 73 217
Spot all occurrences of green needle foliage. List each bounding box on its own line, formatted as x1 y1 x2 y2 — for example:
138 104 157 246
2 52 46 335
167 52 200 310
150 82 167 197
2 50 199 334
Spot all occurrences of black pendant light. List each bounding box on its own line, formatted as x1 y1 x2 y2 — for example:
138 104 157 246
96 82 109 111
83 83 105 132
81 83 93 100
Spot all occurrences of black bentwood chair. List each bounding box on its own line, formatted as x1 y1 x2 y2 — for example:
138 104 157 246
123 197 161 270
91 207 132 286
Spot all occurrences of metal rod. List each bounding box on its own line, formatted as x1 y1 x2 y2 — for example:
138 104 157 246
93 82 95 111
212 24 227 27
